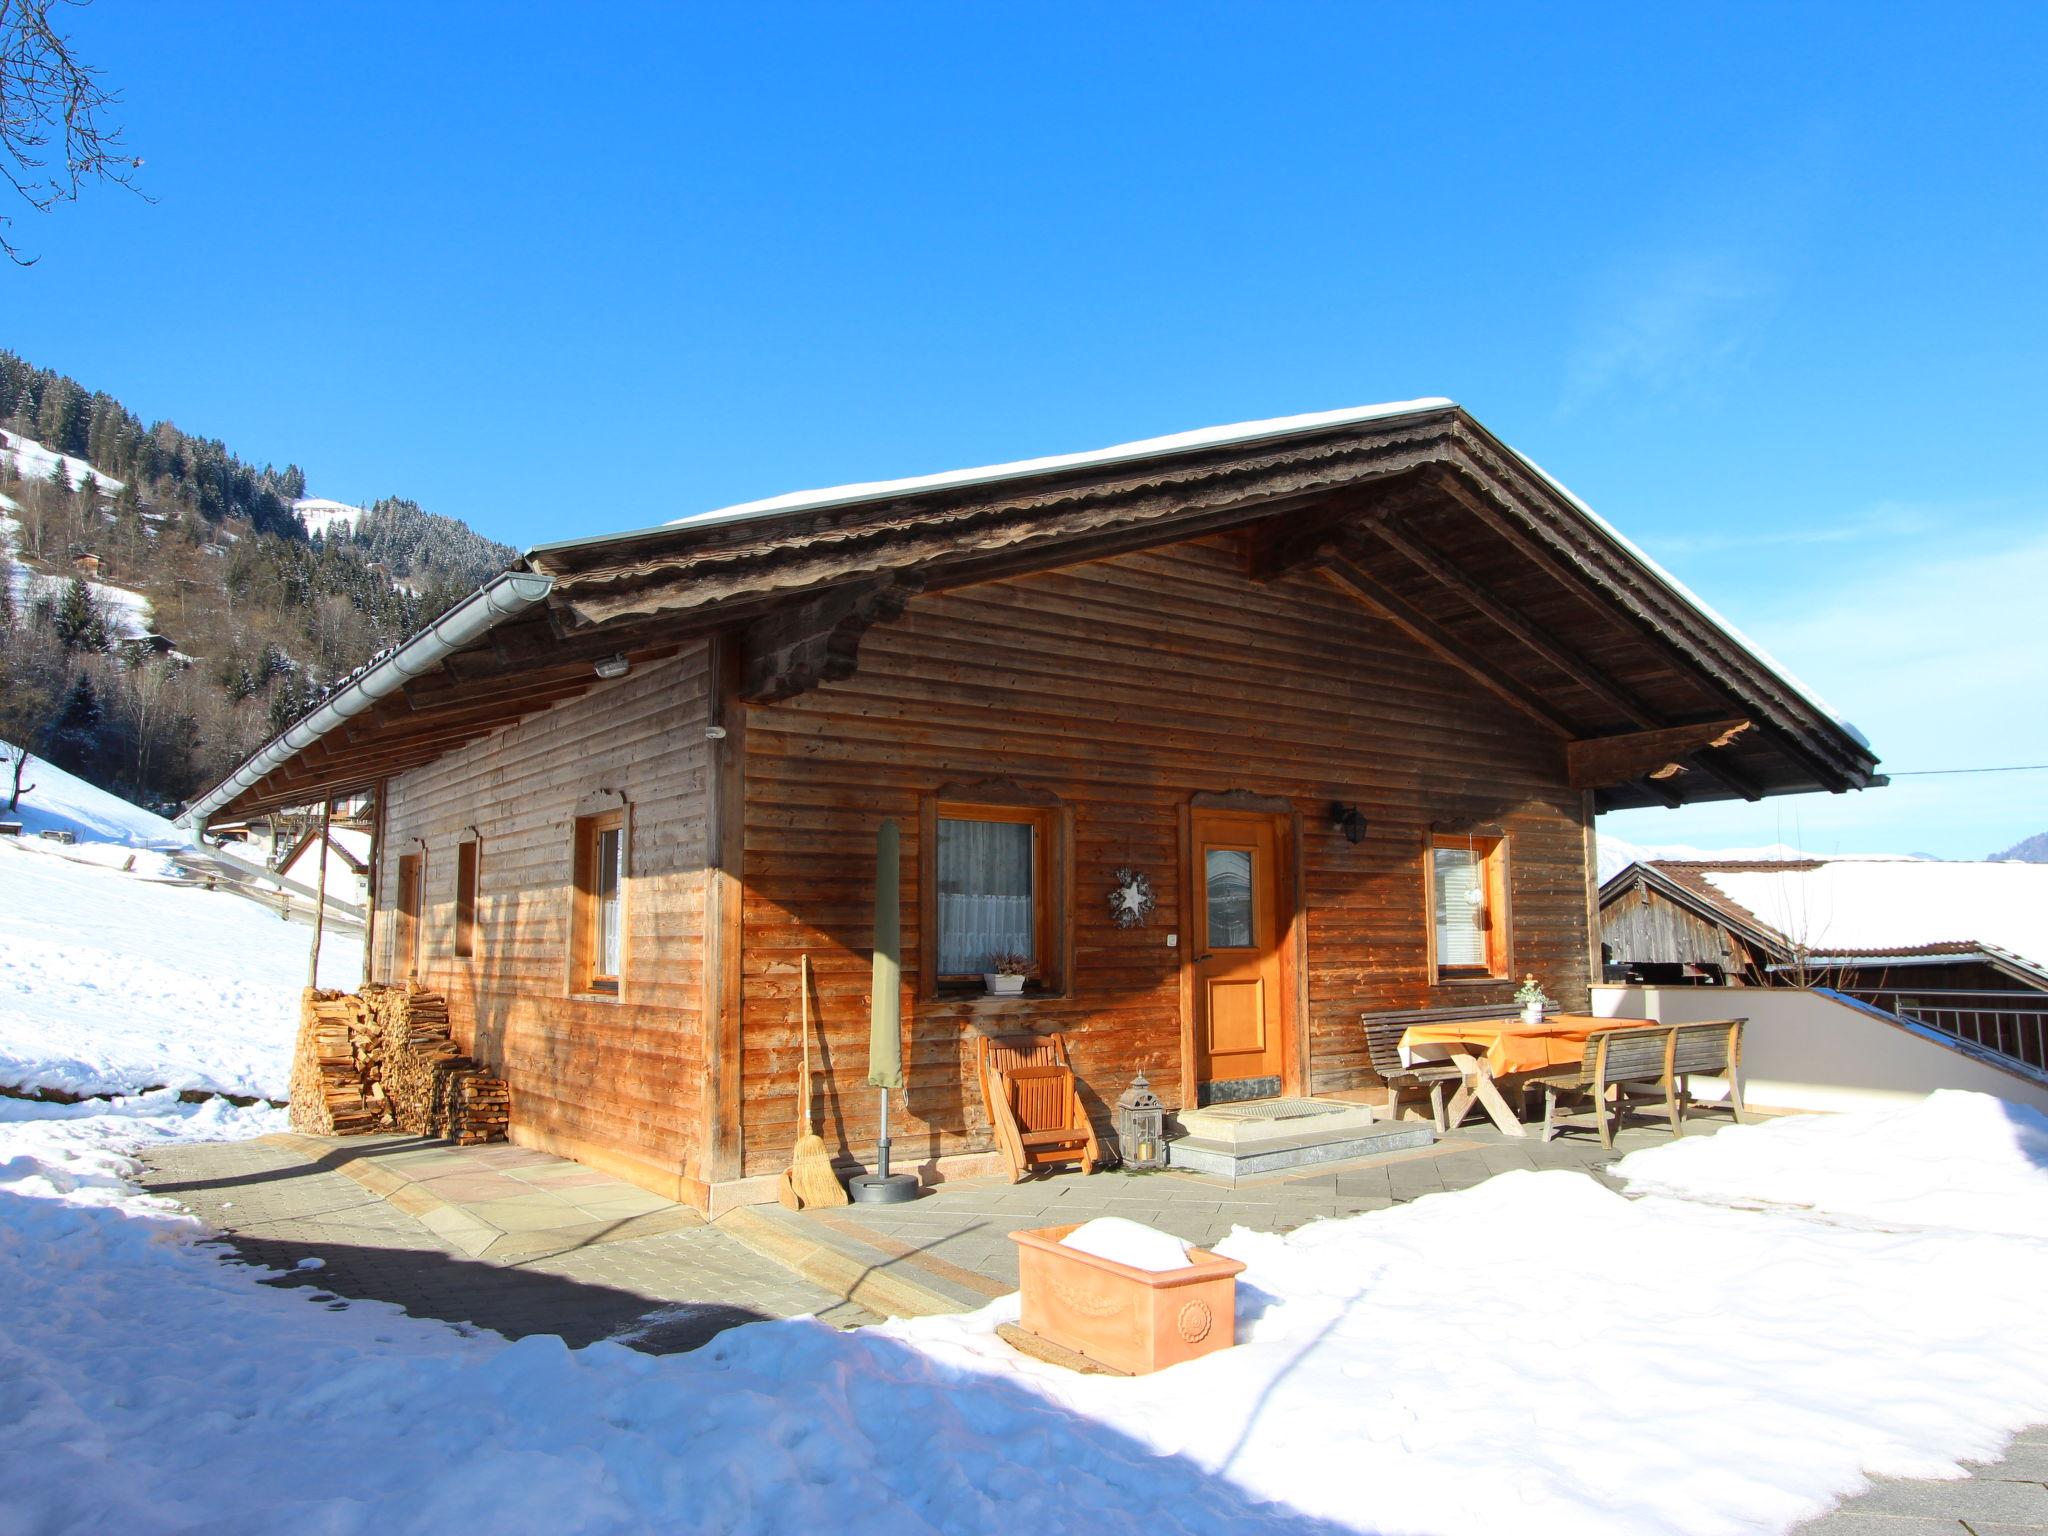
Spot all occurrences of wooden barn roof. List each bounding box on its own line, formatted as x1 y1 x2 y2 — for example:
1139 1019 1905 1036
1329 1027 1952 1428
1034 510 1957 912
183 401 1883 824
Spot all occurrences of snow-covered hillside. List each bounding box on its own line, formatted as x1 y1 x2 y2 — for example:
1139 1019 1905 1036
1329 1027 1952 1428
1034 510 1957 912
0 748 361 1098
0 426 124 492
294 496 366 537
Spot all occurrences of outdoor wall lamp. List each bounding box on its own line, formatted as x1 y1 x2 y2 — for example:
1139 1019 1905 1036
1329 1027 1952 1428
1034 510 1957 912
1329 802 1369 844
593 653 631 680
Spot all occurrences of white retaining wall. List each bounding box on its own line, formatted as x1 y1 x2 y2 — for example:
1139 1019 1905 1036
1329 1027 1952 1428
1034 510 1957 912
1592 983 2048 1117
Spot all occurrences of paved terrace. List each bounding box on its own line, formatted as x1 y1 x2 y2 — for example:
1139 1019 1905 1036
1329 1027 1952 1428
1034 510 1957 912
139 1118 2047 1533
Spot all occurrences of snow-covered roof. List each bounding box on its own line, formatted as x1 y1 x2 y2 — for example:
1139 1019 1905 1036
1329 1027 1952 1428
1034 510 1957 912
662 400 1456 535
1655 858 2048 976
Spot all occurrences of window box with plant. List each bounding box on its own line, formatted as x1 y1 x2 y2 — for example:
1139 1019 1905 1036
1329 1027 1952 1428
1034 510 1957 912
983 950 1032 997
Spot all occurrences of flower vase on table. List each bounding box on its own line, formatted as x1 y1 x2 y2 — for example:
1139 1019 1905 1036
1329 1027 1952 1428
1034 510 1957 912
1514 974 1554 1026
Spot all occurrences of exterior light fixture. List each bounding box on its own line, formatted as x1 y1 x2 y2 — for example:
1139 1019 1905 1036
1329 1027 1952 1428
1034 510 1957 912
1115 1069 1167 1170
593 654 630 680
1329 802 1369 844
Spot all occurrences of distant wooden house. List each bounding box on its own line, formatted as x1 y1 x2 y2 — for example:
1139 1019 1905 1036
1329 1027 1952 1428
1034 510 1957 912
71 552 103 577
182 401 1881 1210
1600 856 2048 1068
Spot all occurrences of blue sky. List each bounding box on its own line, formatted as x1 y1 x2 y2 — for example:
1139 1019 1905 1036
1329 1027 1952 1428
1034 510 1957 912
9 2 2045 859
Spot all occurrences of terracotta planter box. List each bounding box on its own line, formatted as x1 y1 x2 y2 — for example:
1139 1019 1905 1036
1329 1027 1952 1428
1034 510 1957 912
1010 1222 1246 1375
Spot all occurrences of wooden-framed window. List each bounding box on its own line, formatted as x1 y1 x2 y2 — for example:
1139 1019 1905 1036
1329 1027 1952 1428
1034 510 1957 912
453 839 479 959
571 810 625 996
1426 832 1510 982
928 799 1064 992
395 852 423 980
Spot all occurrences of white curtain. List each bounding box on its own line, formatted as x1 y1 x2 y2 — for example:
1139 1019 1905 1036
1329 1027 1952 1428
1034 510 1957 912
938 818 1034 972
1433 846 1486 967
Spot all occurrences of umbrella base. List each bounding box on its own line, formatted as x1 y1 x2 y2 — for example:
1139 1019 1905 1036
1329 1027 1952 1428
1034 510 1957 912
848 1172 920 1204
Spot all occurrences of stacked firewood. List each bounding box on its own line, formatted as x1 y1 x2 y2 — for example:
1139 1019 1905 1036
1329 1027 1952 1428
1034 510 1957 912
288 985 510 1144
288 990 388 1136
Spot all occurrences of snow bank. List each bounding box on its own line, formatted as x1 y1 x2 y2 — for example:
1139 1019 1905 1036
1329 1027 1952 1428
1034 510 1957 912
1617 1090 2048 1238
4 1095 2047 1535
1061 1216 1193 1271
0 839 361 1098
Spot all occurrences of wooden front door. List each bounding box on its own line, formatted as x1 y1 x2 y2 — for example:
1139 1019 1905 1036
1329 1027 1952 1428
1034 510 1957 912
1190 809 1287 1097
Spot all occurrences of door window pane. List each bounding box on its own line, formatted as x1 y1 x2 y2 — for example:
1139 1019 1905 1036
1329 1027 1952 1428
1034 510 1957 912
938 817 1034 972
1433 846 1487 967
1206 847 1254 948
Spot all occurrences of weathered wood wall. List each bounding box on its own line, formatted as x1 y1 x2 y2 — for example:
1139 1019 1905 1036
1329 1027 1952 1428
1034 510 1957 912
737 535 1594 1178
1599 884 1748 975
371 644 711 1197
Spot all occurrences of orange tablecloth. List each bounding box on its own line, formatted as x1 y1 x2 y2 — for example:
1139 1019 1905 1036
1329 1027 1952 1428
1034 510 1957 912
1398 1015 1662 1077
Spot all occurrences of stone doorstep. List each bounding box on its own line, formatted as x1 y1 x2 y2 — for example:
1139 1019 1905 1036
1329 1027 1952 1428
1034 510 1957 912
1167 1120 1436 1180
1172 1099 1400 1150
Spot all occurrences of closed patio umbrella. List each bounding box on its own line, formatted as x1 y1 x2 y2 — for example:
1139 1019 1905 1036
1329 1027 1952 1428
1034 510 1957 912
851 817 916 1203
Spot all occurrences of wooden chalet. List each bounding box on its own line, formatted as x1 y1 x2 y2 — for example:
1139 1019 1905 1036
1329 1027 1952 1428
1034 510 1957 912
182 401 1882 1210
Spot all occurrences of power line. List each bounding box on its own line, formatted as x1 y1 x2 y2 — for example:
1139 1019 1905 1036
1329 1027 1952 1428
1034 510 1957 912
1887 764 2048 777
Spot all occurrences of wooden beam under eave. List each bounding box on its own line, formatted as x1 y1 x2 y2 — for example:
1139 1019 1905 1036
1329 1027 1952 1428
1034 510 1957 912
1428 467 1865 793
698 635 746 1187
1566 719 1754 791
1317 550 1580 738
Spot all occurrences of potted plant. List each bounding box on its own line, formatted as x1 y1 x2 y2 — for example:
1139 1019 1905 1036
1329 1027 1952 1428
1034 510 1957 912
1515 973 1554 1024
983 951 1031 996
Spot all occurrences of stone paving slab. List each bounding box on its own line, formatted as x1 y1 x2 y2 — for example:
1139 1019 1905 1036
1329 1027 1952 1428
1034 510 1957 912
138 1135 873 1352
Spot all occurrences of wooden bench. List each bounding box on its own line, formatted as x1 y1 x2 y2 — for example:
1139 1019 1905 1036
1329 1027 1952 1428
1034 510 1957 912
1529 1025 1678 1149
977 1032 1103 1183
1671 1018 1749 1126
1361 1003 1515 1131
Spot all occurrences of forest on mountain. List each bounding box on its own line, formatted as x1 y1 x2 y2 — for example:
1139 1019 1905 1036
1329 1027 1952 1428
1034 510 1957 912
0 351 515 815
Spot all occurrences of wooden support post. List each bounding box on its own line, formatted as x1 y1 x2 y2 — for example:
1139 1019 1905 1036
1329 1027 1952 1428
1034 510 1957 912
307 800 331 989
363 780 387 988
700 636 747 1186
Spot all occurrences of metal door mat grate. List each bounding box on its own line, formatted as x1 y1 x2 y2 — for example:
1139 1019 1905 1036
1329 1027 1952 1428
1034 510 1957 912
1195 1098 1347 1123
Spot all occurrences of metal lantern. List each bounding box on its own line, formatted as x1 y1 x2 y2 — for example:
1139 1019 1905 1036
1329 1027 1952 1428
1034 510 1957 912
1115 1070 1167 1171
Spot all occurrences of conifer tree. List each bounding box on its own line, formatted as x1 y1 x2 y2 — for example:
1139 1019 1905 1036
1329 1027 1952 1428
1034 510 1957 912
52 576 107 652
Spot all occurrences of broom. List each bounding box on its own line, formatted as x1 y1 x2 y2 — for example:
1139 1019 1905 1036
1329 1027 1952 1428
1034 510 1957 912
780 953 848 1209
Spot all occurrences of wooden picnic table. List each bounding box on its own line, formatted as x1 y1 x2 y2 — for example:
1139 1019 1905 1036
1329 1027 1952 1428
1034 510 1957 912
1397 1014 1664 1137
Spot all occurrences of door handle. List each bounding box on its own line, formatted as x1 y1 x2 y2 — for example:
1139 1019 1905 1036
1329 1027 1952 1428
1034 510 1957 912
1192 953 1213 963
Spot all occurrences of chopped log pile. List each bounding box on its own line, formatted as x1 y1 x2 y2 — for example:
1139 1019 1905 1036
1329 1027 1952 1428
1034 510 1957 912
288 985 510 1145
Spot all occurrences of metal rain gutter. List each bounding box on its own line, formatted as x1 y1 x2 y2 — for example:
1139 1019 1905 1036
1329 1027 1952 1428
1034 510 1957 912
178 569 556 830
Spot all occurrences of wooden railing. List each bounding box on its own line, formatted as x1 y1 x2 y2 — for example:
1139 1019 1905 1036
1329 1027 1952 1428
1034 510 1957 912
1841 988 2048 1073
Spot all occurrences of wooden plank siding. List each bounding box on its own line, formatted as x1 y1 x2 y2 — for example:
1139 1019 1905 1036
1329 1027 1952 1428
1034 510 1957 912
735 535 1595 1179
371 644 714 1198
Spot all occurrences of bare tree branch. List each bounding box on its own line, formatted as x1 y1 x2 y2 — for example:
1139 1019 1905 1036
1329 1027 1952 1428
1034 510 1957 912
0 0 144 265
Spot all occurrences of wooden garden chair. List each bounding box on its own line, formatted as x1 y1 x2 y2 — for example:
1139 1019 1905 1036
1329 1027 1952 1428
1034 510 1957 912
976 1032 1102 1183
1361 1004 1509 1131
1671 1018 1748 1128
1529 1024 1678 1149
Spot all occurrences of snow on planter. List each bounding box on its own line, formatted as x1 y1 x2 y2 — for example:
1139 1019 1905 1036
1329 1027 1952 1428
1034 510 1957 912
1616 1089 2048 1238
1013 1218 1243 1375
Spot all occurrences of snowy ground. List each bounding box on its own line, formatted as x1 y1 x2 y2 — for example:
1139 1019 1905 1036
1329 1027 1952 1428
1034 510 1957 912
0 750 361 1099
3 1091 2046 1535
